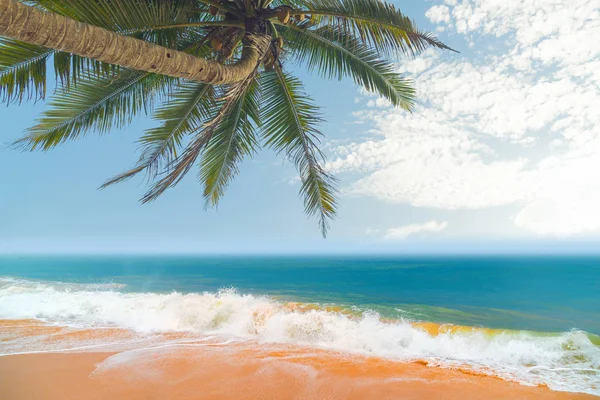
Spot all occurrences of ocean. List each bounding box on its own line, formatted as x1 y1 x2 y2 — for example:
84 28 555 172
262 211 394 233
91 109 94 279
1 254 599 396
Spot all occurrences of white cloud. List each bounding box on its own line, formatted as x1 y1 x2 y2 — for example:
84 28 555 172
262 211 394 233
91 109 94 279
329 0 600 237
425 5 451 24
445 0 600 68
329 108 535 209
384 221 448 240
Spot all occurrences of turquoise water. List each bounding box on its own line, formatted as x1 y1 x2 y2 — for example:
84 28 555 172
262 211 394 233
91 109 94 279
1 254 599 334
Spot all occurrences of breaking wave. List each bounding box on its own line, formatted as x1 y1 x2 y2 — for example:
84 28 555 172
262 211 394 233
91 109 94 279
0 277 598 395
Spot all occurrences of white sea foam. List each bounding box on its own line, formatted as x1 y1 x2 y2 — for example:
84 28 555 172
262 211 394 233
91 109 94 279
0 276 126 292
0 277 598 395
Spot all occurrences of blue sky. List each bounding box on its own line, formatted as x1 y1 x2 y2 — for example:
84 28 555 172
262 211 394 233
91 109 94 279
2 0 600 254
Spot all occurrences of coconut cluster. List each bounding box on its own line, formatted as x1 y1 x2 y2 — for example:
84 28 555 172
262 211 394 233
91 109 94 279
210 31 240 60
205 2 312 68
276 6 311 24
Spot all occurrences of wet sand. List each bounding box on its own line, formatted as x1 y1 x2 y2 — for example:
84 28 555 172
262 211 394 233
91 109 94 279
1 347 597 400
1 319 597 399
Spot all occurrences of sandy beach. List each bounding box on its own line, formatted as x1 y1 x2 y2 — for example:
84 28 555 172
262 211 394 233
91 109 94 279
1 349 597 400
1 319 596 400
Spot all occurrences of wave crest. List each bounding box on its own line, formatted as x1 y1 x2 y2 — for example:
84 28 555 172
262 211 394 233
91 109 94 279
0 277 598 395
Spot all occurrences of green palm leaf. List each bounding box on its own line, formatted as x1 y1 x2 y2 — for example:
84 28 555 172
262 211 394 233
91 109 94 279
14 70 172 151
34 0 198 32
200 77 261 207
280 23 415 110
12 32 215 151
295 0 454 55
0 37 121 103
0 37 52 103
141 71 261 203
100 81 216 188
52 52 122 89
260 68 337 236
100 42 220 187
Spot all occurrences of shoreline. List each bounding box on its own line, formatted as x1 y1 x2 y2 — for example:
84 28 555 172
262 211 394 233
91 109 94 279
0 347 596 400
1 318 599 399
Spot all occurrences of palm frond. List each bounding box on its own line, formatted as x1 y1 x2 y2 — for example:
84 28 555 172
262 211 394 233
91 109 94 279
0 37 123 103
14 70 172 151
295 0 455 55
52 52 122 89
141 72 260 203
260 68 337 236
100 81 216 188
280 23 415 110
0 38 52 104
34 0 198 33
200 76 261 207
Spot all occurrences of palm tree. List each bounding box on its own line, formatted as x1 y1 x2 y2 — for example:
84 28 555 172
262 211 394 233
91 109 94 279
0 0 451 236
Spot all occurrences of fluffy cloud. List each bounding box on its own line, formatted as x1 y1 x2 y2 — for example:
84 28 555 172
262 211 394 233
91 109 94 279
445 0 600 67
329 0 600 237
425 5 451 24
384 221 448 240
329 108 535 209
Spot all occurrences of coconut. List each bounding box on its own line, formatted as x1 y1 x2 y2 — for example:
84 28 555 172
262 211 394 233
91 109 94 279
208 5 219 16
222 46 233 59
211 38 223 51
277 8 291 23
295 14 305 21
264 61 275 71
264 51 275 70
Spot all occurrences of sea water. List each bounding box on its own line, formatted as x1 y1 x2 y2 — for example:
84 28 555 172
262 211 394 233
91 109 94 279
0 255 599 395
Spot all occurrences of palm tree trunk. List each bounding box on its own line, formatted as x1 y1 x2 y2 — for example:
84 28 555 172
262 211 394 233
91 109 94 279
0 0 268 84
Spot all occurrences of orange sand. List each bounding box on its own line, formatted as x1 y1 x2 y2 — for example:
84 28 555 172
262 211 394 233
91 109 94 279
1 348 597 399
0 319 597 400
